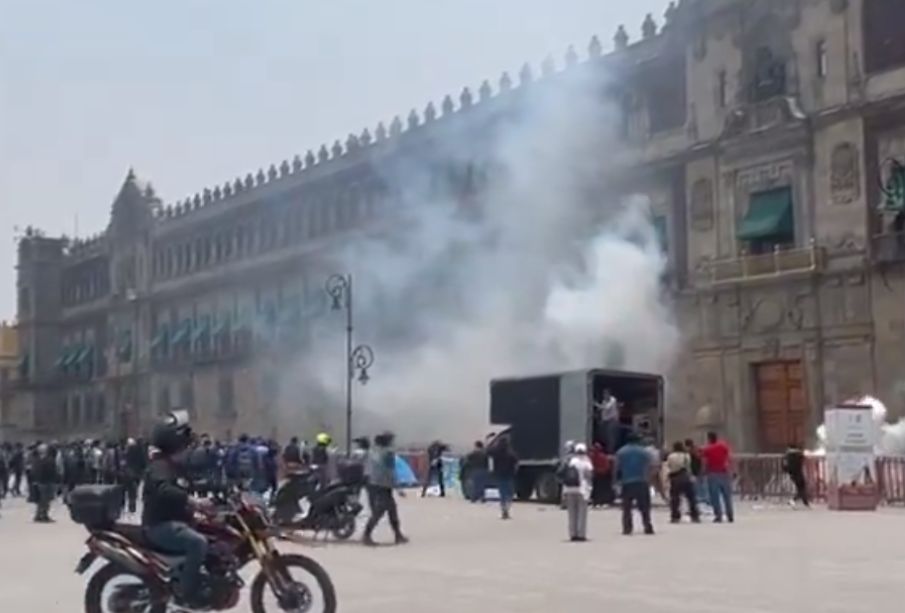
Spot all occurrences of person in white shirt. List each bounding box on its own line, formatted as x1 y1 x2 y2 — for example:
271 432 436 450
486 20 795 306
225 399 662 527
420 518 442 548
561 443 594 542
593 389 620 452
666 441 700 523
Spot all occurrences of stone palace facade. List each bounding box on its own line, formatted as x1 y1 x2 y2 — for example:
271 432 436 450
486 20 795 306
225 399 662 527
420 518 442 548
5 0 905 450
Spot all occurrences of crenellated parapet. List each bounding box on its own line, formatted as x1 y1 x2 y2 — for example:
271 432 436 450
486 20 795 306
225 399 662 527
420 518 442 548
65 232 108 261
150 31 659 227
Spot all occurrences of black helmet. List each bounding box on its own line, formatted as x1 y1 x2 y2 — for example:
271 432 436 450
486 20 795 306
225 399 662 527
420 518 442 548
151 410 193 455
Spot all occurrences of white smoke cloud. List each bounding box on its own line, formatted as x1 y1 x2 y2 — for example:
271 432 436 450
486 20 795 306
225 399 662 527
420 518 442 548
276 64 680 446
815 396 905 456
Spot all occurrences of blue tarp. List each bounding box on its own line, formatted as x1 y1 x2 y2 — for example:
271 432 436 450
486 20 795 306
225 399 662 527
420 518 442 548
394 455 418 486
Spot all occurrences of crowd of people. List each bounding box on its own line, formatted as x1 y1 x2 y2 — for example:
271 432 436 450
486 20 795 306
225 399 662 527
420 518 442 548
453 429 805 542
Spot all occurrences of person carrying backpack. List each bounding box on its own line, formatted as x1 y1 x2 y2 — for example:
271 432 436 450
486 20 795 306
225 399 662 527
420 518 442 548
560 443 594 542
227 434 260 488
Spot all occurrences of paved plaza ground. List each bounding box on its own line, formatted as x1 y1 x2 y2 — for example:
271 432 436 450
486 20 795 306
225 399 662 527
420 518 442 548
0 493 902 612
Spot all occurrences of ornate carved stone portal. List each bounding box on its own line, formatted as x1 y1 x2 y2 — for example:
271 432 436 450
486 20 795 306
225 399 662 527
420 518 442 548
830 142 860 205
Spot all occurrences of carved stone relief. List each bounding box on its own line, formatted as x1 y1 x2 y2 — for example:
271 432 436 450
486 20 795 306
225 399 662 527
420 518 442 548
690 178 714 232
830 143 861 205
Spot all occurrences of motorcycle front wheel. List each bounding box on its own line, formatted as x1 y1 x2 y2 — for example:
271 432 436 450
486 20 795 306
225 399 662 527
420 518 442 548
250 554 337 613
84 562 167 613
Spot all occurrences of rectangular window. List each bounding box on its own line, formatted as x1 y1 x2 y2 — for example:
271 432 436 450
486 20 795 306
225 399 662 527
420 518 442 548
717 70 728 108
737 187 795 254
864 0 905 73
816 40 828 78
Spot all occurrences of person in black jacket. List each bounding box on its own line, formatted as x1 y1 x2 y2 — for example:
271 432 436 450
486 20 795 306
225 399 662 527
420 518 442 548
123 438 147 514
142 412 210 608
421 440 447 498
461 441 489 502
783 442 810 508
489 436 518 520
31 444 59 522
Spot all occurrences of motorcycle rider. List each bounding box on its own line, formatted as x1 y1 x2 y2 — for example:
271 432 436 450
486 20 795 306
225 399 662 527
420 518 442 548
142 411 211 608
311 433 333 488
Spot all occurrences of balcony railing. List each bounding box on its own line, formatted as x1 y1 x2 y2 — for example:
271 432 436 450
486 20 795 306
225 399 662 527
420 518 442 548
872 232 905 264
703 242 825 285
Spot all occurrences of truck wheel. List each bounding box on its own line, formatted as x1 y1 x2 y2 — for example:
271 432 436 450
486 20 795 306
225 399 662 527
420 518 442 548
535 472 561 504
515 476 535 501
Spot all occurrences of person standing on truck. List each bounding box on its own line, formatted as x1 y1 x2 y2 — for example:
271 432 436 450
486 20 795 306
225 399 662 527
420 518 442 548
614 431 655 535
560 443 594 542
489 436 518 520
701 431 735 523
594 389 620 453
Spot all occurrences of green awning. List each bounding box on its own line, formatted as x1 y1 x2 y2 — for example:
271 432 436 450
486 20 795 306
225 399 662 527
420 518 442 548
169 320 192 345
737 188 794 241
883 165 905 211
62 345 82 368
73 345 93 367
55 347 73 369
213 314 231 335
192 317 211 342
150 326 168 350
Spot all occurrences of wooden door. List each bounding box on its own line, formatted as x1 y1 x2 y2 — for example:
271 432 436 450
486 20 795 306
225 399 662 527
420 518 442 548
755 361 809 452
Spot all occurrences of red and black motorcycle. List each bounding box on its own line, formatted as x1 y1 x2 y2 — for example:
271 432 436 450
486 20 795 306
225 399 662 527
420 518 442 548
69 484 336 613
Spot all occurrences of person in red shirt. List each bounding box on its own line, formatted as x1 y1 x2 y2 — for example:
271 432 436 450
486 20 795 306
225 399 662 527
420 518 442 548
589 443 615 507
700 431 734 523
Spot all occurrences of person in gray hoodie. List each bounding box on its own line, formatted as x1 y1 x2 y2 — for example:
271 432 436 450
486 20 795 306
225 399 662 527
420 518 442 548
362 432 409 546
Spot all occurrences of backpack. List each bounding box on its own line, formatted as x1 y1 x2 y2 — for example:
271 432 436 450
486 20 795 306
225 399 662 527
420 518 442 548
189 447 211 473
557 461 581 488
236 446 257 479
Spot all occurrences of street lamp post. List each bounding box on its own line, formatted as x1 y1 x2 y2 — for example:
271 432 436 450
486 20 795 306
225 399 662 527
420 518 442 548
325 274 374 455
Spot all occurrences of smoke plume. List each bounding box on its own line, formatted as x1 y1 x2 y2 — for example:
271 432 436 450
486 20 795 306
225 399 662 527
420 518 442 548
276 64 680 446
815 396 905 456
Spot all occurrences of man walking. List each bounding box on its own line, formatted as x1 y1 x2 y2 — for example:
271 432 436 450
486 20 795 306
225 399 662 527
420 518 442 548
614 432 655 535
489 436 518 520
701 431 734 523
363 432 408 546
783 441 810 508
421 440 447 498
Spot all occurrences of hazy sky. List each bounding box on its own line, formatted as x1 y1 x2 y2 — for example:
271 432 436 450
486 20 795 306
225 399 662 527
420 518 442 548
0 0 668 319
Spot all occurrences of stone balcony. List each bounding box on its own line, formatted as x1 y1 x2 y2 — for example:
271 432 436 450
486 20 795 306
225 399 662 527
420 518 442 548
700 242 825 286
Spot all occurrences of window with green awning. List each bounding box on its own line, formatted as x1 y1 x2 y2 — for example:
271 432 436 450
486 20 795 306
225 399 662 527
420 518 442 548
150 325 168 357
192 317 211 343
62 345 82 368
55 347 73 370
737 187 795 243
169 320 192 346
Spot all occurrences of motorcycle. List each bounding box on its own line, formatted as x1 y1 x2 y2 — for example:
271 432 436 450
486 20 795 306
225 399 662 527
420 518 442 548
69 484 336 613
271 467 363 541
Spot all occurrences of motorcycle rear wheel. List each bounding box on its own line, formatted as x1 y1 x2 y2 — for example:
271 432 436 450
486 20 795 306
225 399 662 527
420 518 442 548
250 554 337 613
331 515 356 541
84 562 167 613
